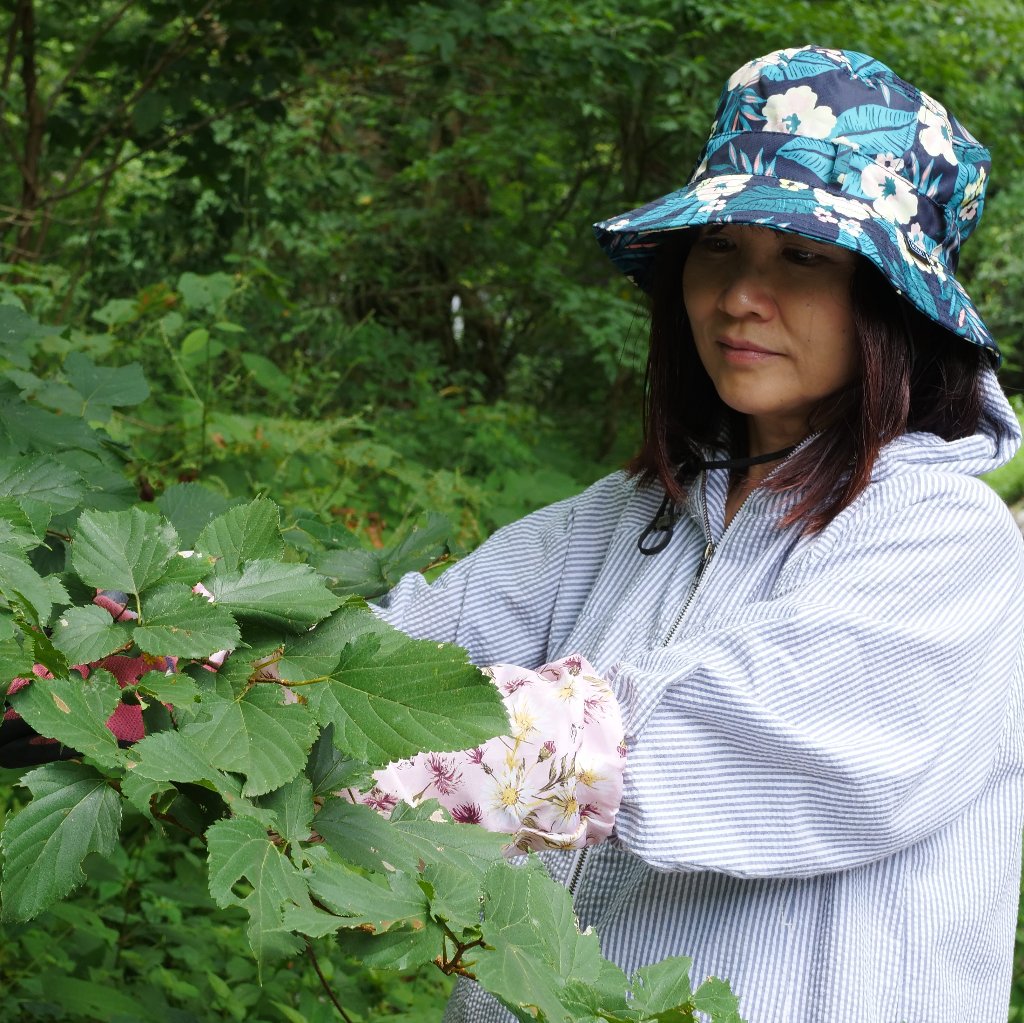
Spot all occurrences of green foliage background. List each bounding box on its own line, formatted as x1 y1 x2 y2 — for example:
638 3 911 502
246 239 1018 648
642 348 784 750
1 0 1023 1019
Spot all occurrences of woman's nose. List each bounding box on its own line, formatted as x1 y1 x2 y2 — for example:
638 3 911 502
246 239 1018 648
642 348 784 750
716 260 776 319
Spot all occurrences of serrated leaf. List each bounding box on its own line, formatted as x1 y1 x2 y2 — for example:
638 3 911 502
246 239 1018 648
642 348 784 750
0 455 84 519
0 548 68 623
126 729 275 824
0 627 33 680
72 507 178 595
51 604 133 663
156 483 232 548
381 511 451 581
474 860 606 1022
314 799 505 878
10 668 126 769
300 856 428 933
206 816 308 968
629 956 695 1017
134 669 201 707
563 960 636 1022
259 774 313 850
135 584 240 658
62 353 149 422
333 916 449 971
275 601 391 683
0 762 122 920
0 499 41 549
314 547 389 599
205 559 341 630
306 724 372 797
197 498 283 572
182 678 317 796
306 632 506 767
691 977 743 1022
151 550 217 587
314 513 452 599
422 860 484 935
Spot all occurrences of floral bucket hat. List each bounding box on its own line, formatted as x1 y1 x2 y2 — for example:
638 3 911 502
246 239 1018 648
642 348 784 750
593 46 998 360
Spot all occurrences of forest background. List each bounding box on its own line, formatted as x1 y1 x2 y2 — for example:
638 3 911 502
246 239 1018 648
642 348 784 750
1 1 1024 1020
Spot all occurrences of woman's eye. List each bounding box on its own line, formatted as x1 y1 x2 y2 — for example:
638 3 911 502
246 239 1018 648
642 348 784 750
784 247 825 266
696 234 733 253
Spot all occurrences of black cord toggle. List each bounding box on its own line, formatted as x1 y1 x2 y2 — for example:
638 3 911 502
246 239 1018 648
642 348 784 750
635 443 798 556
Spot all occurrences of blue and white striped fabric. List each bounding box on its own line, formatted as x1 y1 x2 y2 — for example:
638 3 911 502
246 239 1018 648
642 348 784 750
377 367 1024 1023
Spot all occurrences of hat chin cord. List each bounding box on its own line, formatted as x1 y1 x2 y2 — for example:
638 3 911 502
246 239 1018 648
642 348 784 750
636 443 797 556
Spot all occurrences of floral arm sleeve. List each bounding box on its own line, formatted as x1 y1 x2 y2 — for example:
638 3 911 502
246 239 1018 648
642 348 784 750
358 656 626 856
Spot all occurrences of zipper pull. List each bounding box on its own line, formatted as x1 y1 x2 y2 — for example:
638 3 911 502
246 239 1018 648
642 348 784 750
696 539 715 579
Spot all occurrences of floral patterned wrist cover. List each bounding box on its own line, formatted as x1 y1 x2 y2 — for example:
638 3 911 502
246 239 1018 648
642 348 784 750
357 656 626 856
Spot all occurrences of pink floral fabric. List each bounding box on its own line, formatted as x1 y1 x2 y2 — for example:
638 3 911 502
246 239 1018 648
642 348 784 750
358 655 627 855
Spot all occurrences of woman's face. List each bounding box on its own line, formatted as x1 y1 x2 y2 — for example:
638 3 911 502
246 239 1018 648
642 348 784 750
682 224 861 452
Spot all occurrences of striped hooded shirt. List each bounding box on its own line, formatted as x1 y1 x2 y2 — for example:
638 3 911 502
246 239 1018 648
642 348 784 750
377 367 1024 1022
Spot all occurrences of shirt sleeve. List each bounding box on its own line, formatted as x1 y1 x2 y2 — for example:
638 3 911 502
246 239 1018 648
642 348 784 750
374 473 632 667
607 480 1024 878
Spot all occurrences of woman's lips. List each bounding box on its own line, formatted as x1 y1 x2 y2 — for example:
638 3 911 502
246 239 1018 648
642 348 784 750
717 337 780 362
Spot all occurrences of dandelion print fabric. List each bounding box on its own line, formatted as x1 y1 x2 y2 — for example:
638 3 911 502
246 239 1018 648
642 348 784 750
361 656 626 854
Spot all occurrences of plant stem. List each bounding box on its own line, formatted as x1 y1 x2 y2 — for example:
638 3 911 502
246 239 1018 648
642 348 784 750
305 939 354 1023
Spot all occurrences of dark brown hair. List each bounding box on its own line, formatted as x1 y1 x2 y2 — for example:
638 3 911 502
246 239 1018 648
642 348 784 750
627 232 995 534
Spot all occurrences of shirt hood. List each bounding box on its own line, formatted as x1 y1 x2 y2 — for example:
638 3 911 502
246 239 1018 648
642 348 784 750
877 366 1021 478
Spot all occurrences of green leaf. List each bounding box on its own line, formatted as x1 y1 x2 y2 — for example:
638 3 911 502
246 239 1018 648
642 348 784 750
26 975 144 1019
0 762 122 920
62 353 150 421
72 507 178 595
691 977 744 1023
134 669 201 708
177 271 235 313
135 584 240 658
182 678 317 796
126 729 275 824
10 668 126 770
156 482 232 548
0 548 68 624
306 724 372 797
313 547 389 599
422 860 485 935
259 774 314 849
275 600 390 683
306 632 507 767
151 550 217 587
314 512 452 599
51 604 133 663
241 350 291 391
0 455 84 520
333 917 449 971
205 559 341 631
629 956 695 1017
380 511 452 582
0 629 32 680
196 498 283 572
473 860 606 1023
206 816 307 967
91 298 137 327
0 499 42 549
314 799 506 878
299 855 428 933
0 305 62 369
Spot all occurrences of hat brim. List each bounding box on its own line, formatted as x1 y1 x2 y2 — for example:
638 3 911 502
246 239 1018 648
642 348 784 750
593 175 998 361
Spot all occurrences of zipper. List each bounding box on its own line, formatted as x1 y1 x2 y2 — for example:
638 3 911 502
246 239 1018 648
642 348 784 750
566 847 589 896
660 434 816 646
662 473 717 646
662 537 715 645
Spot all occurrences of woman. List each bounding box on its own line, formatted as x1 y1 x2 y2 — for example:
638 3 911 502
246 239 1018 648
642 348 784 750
378 46 1024 1021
